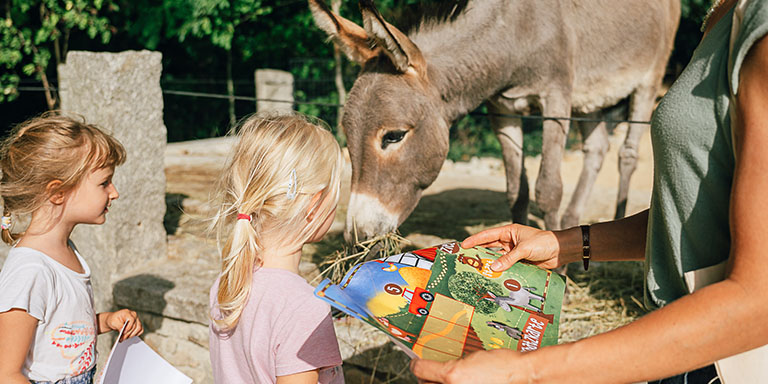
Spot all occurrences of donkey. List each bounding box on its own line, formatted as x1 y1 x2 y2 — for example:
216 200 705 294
310 0 680 240
483 289 543 313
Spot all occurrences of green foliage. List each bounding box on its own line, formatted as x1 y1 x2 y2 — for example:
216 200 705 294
1 19 24 102
672 0 711 74
447 271 504 315
171 0 273 50
447 114 500 161
446 112 579 161
2 0 720 145
1 0 115 106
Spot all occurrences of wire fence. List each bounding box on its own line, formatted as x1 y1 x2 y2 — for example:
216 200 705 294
17 86 651 126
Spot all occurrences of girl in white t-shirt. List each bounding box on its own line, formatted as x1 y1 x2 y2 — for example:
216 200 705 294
0 113 143 384
208 113 344 383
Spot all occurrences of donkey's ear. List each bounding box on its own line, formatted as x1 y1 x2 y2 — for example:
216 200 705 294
360 0 426 77
309 0 377 64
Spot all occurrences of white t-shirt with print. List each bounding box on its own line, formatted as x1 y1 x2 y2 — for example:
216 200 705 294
0 244 97 382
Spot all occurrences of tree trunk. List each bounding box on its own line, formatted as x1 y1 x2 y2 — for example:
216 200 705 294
35 3 57 109
19 28 57 110
51 28 69 111
331 0 346 143
226 47 236 127
39 68 56 110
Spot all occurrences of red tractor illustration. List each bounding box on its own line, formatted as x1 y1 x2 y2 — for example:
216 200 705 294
384 283 434 316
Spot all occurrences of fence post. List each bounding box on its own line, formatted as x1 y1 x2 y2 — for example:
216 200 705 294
58 50 168 368
254 69 294 113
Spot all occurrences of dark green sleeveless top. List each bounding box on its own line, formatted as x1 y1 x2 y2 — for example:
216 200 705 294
645 0 768 308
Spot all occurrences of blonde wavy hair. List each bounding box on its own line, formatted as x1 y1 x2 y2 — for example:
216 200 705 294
210 112 343 330
0 112 126 245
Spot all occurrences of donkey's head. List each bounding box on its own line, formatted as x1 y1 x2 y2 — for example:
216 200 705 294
310 0 450 242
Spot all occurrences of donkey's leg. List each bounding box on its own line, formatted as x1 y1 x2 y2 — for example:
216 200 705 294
616 86 656 219
561 116 610 228
487 102 529 225
536 95 571 230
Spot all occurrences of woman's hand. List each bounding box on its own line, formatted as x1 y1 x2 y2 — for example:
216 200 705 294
462 224 574 271
98 309 143 341
410 349 533 384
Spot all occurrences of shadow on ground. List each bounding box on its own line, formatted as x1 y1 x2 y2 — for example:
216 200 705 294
342 343 416 384
113 274 175 334
398 189 510 240
165 193 188 235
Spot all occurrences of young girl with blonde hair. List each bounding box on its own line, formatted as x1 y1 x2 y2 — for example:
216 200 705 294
0 113 143 384
208 113 345 383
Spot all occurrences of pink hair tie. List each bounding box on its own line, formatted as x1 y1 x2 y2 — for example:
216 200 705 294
237 213 252 222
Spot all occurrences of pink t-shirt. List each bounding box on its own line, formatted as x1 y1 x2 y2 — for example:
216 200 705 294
209 268 344 383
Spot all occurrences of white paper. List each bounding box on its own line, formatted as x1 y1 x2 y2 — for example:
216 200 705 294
98 323 192 384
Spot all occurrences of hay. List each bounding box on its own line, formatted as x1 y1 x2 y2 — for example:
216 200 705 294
559 261 648 342
312 231 409 285
312 233 647 343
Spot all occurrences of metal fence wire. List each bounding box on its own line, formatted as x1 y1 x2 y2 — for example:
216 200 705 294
17 86 651 127
16 61 649 147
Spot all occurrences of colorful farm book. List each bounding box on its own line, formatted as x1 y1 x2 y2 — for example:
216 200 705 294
314 242 566 361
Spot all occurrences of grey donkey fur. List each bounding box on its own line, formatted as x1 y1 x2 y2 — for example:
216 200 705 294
310 0 680 240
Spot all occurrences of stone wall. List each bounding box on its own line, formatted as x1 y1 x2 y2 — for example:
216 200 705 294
58 50 169 372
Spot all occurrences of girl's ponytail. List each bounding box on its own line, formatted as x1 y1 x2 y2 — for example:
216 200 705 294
213 212 261 330
209 112 343 332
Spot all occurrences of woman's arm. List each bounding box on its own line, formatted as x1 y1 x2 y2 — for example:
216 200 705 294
412 34 768 384
0 309 39 384
462 209 648 271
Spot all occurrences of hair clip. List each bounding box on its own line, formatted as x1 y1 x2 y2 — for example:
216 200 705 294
236 213 252 222
286 169 298 200
1 216 11 230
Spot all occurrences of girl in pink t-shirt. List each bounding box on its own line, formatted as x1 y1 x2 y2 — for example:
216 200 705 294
208 113 344 383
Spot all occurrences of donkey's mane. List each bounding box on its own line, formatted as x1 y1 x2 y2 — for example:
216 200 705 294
383 0 470 35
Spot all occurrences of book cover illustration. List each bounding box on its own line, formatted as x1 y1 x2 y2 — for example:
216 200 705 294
314 242 565 362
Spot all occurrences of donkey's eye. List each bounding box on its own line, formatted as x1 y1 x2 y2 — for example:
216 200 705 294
381 130 407 149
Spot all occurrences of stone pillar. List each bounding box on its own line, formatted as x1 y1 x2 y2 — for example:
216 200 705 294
58 50 167 364
254 69 294 113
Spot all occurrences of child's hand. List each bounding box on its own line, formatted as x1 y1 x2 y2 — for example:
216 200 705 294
100 309 144 341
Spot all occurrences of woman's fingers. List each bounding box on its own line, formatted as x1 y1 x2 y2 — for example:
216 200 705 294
462 226 514 249
490 248 527 272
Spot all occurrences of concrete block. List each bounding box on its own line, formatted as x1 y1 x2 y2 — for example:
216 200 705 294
58 50 168 370
255 69 294 113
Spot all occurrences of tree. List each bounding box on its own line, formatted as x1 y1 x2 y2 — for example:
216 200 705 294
330 0 345 144
0 0 115 108
170 0 273 126
448 271 504 315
